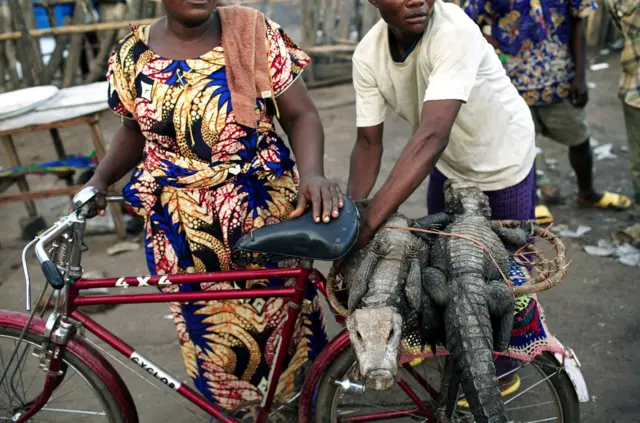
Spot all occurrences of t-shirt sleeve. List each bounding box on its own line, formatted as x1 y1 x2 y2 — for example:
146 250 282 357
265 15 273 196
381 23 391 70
265 18 311 97
423 25 484 103
353 57 387 128
570 0 598 18
106 37 136 119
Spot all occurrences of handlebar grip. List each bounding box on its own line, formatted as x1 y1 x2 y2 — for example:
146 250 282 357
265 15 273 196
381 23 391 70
41 260 65 290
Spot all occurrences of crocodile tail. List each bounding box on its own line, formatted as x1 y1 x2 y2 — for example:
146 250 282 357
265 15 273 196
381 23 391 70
445 274 507 423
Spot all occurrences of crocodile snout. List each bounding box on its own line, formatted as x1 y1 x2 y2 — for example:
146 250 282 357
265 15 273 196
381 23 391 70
364 369 395 391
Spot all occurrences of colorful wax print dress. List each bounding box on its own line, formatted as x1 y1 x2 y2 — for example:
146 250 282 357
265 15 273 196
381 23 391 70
106 19 328 410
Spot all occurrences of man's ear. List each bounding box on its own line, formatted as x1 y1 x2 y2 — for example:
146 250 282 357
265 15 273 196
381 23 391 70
368 0 380 8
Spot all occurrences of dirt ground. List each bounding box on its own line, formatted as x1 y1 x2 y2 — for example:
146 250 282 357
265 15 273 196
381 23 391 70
0 47 639 422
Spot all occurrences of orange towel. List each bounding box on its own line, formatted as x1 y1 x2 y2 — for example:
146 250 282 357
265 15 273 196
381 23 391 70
218 5 274 129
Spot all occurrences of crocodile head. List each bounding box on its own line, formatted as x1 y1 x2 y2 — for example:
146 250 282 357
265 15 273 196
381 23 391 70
444 180 491 218
346 306 403 391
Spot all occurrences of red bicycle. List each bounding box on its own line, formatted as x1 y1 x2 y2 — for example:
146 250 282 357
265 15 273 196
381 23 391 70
1 187 587 422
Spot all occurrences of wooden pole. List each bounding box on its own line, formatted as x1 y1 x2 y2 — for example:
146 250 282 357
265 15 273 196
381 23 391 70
0 18 157 41
8 0 44 85
62 2 87 88
88 118 127 239
85 30 118 83
337 0 354 40
1 135 38 217
323 0 338 44
361 1 379 37
302 0 317 47
43 16 72 84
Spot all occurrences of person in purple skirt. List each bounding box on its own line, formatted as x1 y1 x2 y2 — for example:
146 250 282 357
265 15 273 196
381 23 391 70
346 0 535 395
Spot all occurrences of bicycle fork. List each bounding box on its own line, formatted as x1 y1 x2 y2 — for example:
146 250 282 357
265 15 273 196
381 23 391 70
11 317 75 423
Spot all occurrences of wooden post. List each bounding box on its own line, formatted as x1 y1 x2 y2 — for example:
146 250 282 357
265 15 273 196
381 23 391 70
88 117 126 239
8 0 44 85
1 135 38 217
85 30 118 83
337 0 354 40
323 0 338 44
361 2 379 37
0 3 21 90
301 0 317 84
62 1 87 88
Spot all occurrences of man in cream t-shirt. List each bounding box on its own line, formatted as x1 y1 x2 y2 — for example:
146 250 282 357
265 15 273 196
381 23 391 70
348 0 536 248
347 0 534 395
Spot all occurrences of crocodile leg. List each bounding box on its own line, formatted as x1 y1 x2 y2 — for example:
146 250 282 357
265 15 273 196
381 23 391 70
347 251 377 312
419 294 442 353
487 280 515 352
421 267 450 307
491 225 529 248
405 257 423 311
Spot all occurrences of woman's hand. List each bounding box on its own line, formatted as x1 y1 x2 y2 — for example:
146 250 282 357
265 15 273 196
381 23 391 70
79 176 109 217
290 173 343 223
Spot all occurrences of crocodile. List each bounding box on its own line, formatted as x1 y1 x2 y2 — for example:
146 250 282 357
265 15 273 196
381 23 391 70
413 180 529 423
341 211 429 391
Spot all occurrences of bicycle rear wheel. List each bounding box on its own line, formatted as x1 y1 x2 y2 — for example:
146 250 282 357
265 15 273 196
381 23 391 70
0 325 126 422
314 348 580 422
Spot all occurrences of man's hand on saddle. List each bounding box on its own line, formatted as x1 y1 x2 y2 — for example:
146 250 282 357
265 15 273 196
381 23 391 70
289 172 344 223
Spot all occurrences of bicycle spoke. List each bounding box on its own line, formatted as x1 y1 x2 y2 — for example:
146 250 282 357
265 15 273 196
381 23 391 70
40 408 107 416
504 371 558 405
506 400 554 411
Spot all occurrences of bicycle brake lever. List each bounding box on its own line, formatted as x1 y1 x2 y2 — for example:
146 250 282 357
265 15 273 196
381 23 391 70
22 239 38 311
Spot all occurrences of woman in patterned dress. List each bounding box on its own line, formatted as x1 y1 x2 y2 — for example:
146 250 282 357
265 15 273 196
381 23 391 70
83 0 342 413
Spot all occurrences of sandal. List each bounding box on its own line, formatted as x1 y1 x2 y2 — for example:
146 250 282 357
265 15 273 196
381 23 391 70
576 191 632 210
535 205 554 225
457 374 521 408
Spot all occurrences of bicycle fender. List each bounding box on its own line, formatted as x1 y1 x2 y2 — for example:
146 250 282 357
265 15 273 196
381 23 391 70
553 338 589 403
0 310 140 422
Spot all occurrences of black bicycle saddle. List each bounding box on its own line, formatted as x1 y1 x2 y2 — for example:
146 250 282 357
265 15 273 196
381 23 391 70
232 196 360 265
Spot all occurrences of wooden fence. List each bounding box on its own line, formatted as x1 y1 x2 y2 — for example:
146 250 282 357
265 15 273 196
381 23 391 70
0 0 620 93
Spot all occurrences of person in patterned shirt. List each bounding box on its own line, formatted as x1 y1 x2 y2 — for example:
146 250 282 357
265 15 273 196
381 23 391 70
81 0 342 415
606 0 640 207
464 0 633 219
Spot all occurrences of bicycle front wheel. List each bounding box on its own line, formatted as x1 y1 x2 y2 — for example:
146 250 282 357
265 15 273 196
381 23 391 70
314 348 580 422
0 325 127 422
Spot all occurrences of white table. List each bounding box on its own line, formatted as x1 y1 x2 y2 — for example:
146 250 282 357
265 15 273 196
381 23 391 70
0 82 126 239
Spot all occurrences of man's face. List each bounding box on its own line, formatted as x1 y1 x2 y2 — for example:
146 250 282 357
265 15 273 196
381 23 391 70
369 0 434 34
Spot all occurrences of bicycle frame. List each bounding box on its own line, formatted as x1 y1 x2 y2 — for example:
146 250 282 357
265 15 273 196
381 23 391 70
17 264 330 423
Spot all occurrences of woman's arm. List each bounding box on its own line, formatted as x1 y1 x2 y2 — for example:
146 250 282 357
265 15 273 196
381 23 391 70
84 119 146 215
276 78 343 223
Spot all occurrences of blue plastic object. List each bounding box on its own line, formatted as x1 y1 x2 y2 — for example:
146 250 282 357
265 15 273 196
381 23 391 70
33 3 74 29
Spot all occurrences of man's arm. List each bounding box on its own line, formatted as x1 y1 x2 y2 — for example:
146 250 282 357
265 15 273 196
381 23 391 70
362 100 461 231
568 0 596 108
347 124 383 200
348 57 388 200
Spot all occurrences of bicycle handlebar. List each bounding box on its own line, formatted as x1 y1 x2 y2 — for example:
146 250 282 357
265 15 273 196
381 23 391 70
22 187 126 309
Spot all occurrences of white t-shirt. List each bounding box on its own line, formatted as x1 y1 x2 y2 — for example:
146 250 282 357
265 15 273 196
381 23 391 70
353 0 536 191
